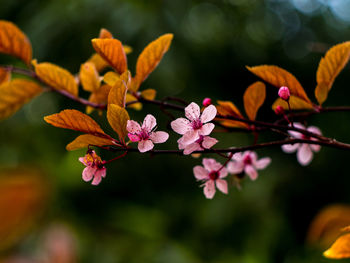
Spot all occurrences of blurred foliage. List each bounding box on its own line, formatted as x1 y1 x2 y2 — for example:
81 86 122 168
2 0 350 262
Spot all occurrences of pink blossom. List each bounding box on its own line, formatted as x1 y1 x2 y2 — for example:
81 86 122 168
281 122 321 166
178 135 218 155
278 86 290 101
193 158 228 199
127 114 169 153
275 105 285 115
171 102 217 146
227 151 271 181
202 98 212 107
79 150 106 185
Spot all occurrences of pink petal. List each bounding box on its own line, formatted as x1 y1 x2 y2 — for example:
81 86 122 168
79 157 87 166
219 167 228 178
245 165 258 180
193 165 208 180
202 136 218 149
281 143 299 153
310 144 321 152
215 179 228 194
171 118 192 135
181 130 200 145
199 123 215 136
183 143 202 155
227 161 244 174
149 131 169 144
202 158 221 172
307 126 321 135
91 174 102 185
254 157 271 170
138 139 154 153
128 133 140 142
288 123 304 138
177 137 186 150
200 105 217 123
231 152 243 162
142 114 157 132
185 102 200 121
203 180 216 199
126 120 141 133
82 166 95 182
297 143 313 166
245 151 257 163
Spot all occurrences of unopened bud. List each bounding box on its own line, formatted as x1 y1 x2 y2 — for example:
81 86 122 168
278 86 290 101
275 105 285 115
202 98 212 107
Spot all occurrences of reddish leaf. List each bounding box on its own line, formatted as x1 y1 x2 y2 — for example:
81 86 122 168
79 62 100 92
243 81 266 120
216 100 248 128
0 67 10 85
66 134 114 151
272 96 314 111
86 84 111 114
324 233 350 259
107 104 130 141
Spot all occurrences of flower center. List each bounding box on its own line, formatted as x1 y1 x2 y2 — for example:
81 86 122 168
243 155 252 165
192 119 203 130
209 171 219 180
138 129 150 140
195 135 204 144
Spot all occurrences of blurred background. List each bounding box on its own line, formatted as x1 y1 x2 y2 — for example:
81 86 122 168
1 0 350 262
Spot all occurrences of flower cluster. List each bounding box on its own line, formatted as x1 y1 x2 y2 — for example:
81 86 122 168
79 150 106 185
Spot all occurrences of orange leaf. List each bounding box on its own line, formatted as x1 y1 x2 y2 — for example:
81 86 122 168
108 79 127 108
87 53 109 73
133 33 173 90
315 41 350 105
272 96 314 111
123 45 133 55
66 134 114 151
126 93 142 110
79 62 100 92
141 89 156 100
324 233 350 259
215 100 248 128
247 65 311 103
0 67 10 85
107 104 130 141
34 62 78 97
0 20 32 65
0 79 42 120
92 38 127 75
243 81 266 120
86 84 111 114
99 28 113 39
44 109 109 138
103 71 120 86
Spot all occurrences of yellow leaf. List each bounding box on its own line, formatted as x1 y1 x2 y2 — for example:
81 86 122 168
272 95 314 110
86 84 111 114
215 100 248 128
133 33 173 90
108 79 127 108
44 109 109 138
123 45 133 55
0 67 10 85
92 38 127 75
0 79 42 120
103 71 120 86
324 233 350 259
99 28 113 39
87 53 109 73
315 41 350 105
141 89 156 100
247 65 311 103
243 81 266 120
34 62 78 97
79 62 100 92
66 134 114 151
126 93 142 110
107 104 130 141
0 20 32 65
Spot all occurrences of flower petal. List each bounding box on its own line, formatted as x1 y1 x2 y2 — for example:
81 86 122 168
200 105 217 123
185 102 200 121
245 165 258 180
202 158 221 172
202 136 218 149
82 166 95 182
288 123 304 138
183 143 202 155
126 120 141 133
219 167 228 178
171 118 192 135
128 133 140 142
307 126 322 136
138 140 154 153
281 143 299 153
91 173 103 185
79 157 87 166
142 114 157 131
193 165 208 180
310 144 321 152
227 161 244 174
203 180 216 199
254 157 271 170
181 130 200 145
231 152 243 162
149 131 169 144
215 179 228 194
297 143 313 166
199 123 215 136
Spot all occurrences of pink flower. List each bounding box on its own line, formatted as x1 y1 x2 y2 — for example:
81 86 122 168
202 97 212 107
127 114 169 153
281 122 321 166
278 86 290 101
178 135 218 155
171 102 217 146
227 151 271 181
275 105 285 115
193 158 228 199
79 150 106 185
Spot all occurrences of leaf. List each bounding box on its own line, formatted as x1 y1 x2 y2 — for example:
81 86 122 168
92 38 127 75
315 41 350 105
79 62 100 92
247 65 311 103
0 67 10 85
133 33 173 90
86 84 111 114
44 109 109 138
243 81 266 120
215 100 248 128
107 104 130 141
123 45 133 55
87 53 109 73
99 28 113 39
272 96 314 111
103 71 120 86
141 89 156 100
108 79 127 108
126 93 142 110
324 233 350 259
0 79 42 120
0 20 32 65
34 62 78 97
66 134 114 151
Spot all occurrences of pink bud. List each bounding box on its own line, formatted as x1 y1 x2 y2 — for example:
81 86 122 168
202 98 212 107
278 86 290 101
275 105 285 115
